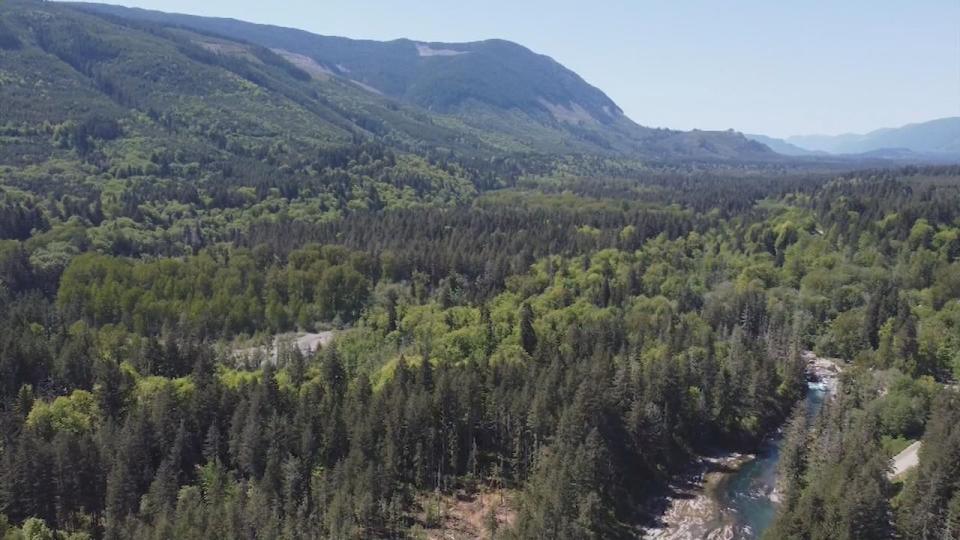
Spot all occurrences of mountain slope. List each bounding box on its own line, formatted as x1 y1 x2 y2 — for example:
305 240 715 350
786 117 960 156
0 0 523 217
745 134 825 157
0 0 516 156
67 1 775 160
67 4 626 121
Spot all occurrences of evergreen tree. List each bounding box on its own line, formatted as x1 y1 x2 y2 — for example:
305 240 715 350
519 303 537 357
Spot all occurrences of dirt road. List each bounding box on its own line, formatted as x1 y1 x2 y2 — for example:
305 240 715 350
889 441 922 479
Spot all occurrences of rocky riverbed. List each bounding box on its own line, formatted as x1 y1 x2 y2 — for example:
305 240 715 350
643 353 840 540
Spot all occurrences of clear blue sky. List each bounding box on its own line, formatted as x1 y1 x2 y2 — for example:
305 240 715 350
92 0 960 137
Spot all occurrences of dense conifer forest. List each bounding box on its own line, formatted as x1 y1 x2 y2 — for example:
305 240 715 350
4 158 960 539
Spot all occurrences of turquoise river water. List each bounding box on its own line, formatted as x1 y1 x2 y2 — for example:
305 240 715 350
711 381 829 538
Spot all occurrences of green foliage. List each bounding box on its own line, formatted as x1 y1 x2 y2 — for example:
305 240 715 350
2 164 959 538
896 392 960 538
880 435 913 458
25 390 100 439
766 373 896 540
56 245 374 338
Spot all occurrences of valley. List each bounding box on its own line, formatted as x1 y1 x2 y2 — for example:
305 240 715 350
0 1 958 539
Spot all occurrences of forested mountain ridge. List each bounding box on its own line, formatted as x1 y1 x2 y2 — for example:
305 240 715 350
744 134 826 157
57 0 775 160
69 3 625 121
0 0 511 156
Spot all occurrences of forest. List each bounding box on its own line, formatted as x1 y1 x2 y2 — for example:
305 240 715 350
2 152 960 539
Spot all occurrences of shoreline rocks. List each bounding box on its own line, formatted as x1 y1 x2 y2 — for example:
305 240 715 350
643 352 841 539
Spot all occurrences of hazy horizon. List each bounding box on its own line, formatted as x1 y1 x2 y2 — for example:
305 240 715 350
75 0 960 138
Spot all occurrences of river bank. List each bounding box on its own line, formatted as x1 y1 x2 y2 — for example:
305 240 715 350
642 452 756 540
642 353 840 540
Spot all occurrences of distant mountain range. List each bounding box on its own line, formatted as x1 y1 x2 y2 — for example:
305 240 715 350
747 117 960 160
0 0 771 161
742 134 826 157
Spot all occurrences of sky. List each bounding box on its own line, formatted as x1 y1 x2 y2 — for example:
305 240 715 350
90 0 960 138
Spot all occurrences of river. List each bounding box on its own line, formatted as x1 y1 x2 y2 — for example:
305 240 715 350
646 355 837 540
708 380 829 538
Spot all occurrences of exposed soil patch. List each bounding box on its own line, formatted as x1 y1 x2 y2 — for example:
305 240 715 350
271 49 335 79
415 488 517 540
416 43 468 57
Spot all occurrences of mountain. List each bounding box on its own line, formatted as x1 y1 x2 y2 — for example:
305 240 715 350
71 3 622 121
744 134 825 157
786 117 960 156
52 1 774 161
0 0 491 153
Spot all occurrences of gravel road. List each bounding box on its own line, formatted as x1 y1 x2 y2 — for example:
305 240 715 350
889 441 922 479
